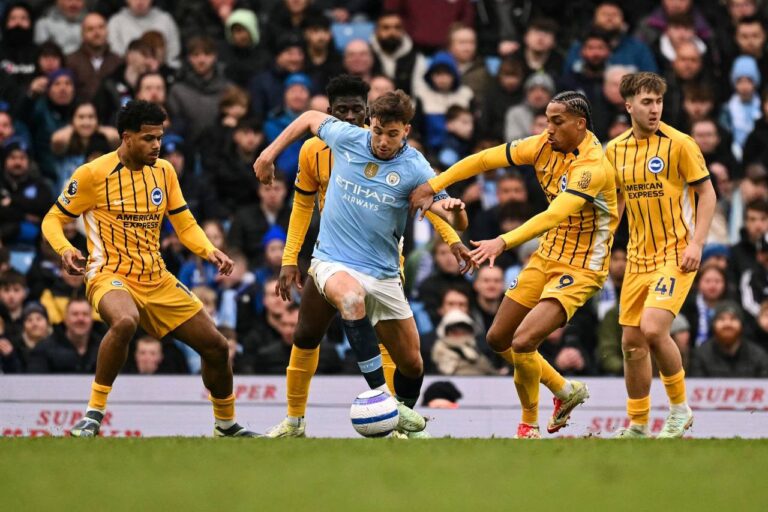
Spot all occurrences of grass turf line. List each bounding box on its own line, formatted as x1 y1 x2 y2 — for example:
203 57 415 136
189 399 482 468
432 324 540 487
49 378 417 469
2 438 765 512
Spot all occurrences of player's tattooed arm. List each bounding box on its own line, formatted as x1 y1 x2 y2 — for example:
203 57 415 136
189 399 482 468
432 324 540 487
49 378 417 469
254 111 332 184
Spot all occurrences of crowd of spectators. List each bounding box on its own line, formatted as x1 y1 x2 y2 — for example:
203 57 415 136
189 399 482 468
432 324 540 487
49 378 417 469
1 0 768 379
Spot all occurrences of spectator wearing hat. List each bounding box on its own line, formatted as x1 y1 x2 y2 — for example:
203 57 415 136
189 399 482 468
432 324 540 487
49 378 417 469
264 73 312 182
221 8 264 89
370 11 427 95
228 171 290 268
413 51 474 151
248 33 305 120
2 302 52 372
0 139 53 248
27 297 101 374
34 0 87 55
302 13 343 94
432 309 497 376
740 232 768 318
0 3 38 90
690 300 768 377
421 381 463 408
721 55 762 161
168 36 231 147
107 0 181 68
66 12 123 102
504 72 554 142
92 39 153 125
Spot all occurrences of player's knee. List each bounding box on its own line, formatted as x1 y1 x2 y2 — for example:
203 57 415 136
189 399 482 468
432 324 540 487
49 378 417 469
202 335 229 365
110 314 138 340
337 290 365 319
511 328 539 353
293 326 321 350
486 327 510 353
639 322 667 348
621 333 649 361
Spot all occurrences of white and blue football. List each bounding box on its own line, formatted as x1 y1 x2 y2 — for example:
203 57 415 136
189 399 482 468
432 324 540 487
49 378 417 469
350 390 400 437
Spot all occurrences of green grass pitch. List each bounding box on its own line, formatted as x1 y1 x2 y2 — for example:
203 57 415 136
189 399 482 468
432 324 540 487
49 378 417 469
3 438 765 511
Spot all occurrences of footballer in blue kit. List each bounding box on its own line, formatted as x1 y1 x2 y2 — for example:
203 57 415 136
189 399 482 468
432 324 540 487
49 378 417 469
254 90 467 436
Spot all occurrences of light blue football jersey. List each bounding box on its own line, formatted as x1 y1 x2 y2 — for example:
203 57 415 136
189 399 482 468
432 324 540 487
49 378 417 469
312 117 448 279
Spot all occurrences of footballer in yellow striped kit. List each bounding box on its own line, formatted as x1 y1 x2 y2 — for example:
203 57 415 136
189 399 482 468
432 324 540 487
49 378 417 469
265 75 469 438
605 72 716 438
411 91 618 438
41 101 258 438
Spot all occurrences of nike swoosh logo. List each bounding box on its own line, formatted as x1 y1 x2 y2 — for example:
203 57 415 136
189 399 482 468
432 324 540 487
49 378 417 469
656 296 672 300
112 199 126 205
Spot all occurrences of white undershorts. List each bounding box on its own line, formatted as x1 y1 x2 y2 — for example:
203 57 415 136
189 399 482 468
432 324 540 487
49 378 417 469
308 258 412 326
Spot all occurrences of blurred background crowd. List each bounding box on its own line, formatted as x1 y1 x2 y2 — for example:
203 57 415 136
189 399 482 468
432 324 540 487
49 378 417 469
1 0 768 379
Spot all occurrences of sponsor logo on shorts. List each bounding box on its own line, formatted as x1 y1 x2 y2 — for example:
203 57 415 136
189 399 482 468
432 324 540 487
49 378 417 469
555 274 574 289
111 280 123 287
386 172 400 186
648 156 665 174
150 187 163 206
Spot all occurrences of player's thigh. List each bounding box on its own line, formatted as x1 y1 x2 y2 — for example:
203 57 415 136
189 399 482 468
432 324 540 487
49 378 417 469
317 268 366 316
171 308 228 361
618 271 652 328
539 261 605 323
375 316 422 375
504 253 547 312
293 275 339 349
140 276 204 340
485 296 531 352
640 265 696 339
512 299 568 352
87 274 141 328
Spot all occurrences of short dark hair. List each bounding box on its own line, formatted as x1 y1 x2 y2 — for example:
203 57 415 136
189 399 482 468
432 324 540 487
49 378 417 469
667 12 695 28
66 296 91 311
737 15 766 30
683 83 714 103
0 269 26 288
446 104 471 122
117 100 167 135
126 38 153 55
369 90 415 124
136 71 166 92
186 35 217 55
746 198 768 215
528 17 558 35
325 74 370 105
619 72 667 99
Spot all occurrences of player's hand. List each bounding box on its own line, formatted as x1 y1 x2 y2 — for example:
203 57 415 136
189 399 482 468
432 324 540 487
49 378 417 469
450 242 477 275
208 249 234 276
61 248 86 275
680 241 702 273
409 182 436 219
441 197 466 213
469 237 506 267
277 265 303 301
253 155 275 185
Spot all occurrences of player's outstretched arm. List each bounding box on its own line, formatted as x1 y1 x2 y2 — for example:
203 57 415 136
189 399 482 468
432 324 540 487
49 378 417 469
469 192 587 267
278 189 316 300
409 144 510 215
680 178 716 273
41 209 86 275
254 110 331 184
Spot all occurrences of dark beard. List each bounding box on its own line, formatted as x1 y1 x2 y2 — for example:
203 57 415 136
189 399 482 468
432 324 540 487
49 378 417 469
3 27 33 46
378 36 402 54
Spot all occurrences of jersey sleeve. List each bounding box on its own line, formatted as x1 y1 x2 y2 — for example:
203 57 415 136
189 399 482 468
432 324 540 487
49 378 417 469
163 161 188 215
295 140 320 194
506 133 545 166
54 164 96 218
413 152 449 201
316 117 360 154
564 154 608 203
678 137 710 184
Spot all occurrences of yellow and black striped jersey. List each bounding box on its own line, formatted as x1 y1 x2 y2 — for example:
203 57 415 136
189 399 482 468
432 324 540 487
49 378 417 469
605 122 710 273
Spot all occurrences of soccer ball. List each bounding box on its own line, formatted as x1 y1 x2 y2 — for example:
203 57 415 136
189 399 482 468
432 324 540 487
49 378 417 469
350 390 400 437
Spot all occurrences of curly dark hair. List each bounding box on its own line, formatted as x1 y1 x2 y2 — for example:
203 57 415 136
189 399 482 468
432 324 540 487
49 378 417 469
116 100 166 136
325 74 370 105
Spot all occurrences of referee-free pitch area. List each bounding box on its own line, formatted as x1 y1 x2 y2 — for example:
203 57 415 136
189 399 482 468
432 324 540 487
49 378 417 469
3 438 766 511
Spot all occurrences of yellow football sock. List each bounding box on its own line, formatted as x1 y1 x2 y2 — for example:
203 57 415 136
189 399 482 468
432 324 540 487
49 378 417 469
209 393 235 421
286 346 320 418
87 382 112 411
496 347 515 365
627 396 650 425
660 369 687 405
513 351 541 425
379 344 396 395
537 352 567 396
